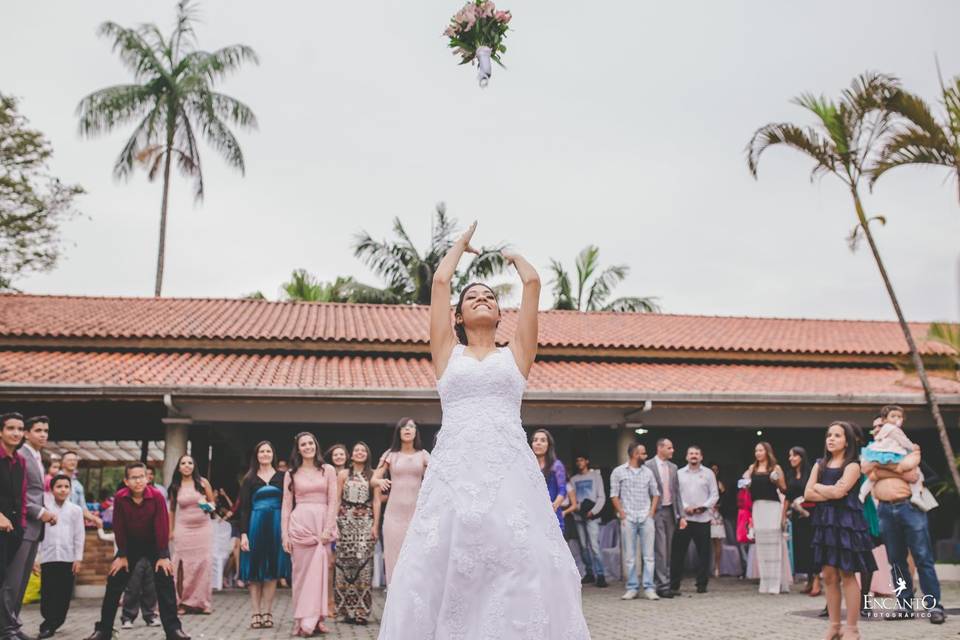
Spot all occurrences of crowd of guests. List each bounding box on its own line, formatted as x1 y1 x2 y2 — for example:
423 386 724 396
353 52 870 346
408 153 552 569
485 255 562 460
0 406 949 639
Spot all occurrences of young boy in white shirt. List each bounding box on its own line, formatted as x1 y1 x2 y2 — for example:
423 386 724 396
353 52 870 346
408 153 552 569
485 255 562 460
36 474 84 638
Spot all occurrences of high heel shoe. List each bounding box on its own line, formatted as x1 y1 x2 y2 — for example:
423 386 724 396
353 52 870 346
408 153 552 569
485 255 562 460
823 623 842 640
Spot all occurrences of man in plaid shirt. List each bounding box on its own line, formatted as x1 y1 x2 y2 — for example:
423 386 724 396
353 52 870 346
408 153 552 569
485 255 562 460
610 442 660 601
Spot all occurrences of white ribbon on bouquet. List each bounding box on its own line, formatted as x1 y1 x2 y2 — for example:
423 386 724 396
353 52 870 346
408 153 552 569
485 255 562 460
476 45 493 87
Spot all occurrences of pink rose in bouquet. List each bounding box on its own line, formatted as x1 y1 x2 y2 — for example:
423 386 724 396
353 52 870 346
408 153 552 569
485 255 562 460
444 0 511 87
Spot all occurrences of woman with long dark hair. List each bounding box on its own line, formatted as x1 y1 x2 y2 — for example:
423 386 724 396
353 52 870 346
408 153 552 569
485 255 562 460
281 432 337 636
805 422 875 640
378 223 589 639
531 428 573 533
168 454 216 614
742 441 790 594
784 446 820 595
238 441 291 630
323 443 348 614
335 442 375 624
371 418 430 585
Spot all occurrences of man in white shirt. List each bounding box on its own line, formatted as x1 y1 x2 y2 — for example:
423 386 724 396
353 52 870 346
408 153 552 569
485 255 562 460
610 443 660 601
671 445 719 594
37 474 85 639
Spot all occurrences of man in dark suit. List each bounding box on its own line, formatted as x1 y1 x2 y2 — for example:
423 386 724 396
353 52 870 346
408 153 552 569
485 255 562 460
644 438 686 598
1 415 54 640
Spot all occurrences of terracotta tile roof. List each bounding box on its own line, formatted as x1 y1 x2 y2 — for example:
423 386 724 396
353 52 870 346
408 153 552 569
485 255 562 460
2 350 957 399
0 294 953 357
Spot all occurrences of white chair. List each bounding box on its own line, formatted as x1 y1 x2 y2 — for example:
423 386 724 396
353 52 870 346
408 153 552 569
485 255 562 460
210 520 234 591
598 520 622 582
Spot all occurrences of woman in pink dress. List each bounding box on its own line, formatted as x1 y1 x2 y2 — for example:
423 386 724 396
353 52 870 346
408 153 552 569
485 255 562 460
323 444 348 614
168 454 216 614
371 418 430 584
281 432 338 636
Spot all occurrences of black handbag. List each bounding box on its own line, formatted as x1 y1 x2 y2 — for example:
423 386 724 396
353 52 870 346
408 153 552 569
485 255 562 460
578 498 596 516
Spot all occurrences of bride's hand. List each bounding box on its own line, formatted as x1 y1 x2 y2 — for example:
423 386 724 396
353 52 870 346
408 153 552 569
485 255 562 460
500 248 519 265
457 221 480 256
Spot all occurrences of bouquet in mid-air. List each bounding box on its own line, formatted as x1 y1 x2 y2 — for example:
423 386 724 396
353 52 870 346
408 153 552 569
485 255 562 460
444 0 512 87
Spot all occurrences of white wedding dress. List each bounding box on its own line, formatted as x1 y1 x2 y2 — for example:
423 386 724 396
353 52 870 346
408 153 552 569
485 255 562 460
378 344 591 639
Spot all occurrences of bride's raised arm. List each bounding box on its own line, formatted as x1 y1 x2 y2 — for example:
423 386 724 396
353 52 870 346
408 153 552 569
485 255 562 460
430 221 479 378
504 250 540 378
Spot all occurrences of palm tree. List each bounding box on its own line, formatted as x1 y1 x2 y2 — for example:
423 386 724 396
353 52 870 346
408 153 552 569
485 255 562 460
76 0 258 296
280 269 399 303
547 245 659 312
353 202 512 305
871 63 960 201
747 71 960 494
928 322 960 369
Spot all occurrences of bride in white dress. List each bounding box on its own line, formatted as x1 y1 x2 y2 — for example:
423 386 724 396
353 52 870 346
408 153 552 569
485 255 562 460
378 223 590 639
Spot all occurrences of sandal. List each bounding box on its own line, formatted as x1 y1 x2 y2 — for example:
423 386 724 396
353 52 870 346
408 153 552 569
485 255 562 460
261 613 274 629
315 622 330 634
250 614 263 629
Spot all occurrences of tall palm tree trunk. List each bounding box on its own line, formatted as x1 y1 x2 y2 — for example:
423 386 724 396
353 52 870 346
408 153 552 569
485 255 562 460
853 189 960 493
154 138 174 297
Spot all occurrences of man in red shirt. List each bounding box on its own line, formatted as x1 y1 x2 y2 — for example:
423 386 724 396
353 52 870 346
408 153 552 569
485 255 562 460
83 462 189 640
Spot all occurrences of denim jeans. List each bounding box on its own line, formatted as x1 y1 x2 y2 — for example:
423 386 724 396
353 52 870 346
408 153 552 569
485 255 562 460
574 515 604 578
623 518 656 592
877 500 942 611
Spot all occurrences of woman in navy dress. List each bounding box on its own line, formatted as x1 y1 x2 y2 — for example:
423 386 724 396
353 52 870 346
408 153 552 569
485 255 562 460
239 441 291 630
805 421 877 640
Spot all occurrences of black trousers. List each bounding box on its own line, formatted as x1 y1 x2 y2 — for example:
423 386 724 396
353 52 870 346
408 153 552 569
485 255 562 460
669 520 712 590
40 562 74 633
122 557 158 623
96 553 181 635
0 530 21 571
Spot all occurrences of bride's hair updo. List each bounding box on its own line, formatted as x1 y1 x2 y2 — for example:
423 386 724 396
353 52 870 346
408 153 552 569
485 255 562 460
454 282 500 345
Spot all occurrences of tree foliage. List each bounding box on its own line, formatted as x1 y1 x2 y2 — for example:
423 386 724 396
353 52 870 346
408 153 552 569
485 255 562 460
352 202 512 305
873 62 960 201
76 0 258 295
547 245 659 312
0 94 83 290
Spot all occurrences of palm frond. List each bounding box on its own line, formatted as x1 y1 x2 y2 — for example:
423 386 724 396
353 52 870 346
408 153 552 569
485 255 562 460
548 258 575 310
76 84 156 137
871 132 954 181
281 269 323 301
746 122 836 181
96 22 169 82
170 0 200 60
603 296 661 313
574 245 599 309
586 264 628 311
111 108 164 180
206 92 258 129
928 321 960 361
352 232 415 292
183 45 259 83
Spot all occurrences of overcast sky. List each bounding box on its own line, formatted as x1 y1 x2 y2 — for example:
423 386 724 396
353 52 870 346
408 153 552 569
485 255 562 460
3 1 960 321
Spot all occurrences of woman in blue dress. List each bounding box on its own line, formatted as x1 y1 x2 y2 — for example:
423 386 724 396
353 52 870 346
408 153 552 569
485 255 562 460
805 421 877 640
239 441 292 630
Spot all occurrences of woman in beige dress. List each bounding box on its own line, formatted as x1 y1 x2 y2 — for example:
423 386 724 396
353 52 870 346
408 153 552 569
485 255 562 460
371 418 430 584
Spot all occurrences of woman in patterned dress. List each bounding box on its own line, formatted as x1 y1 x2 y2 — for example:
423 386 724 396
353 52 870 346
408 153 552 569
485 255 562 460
335 442 375 625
